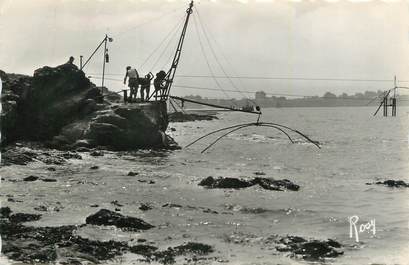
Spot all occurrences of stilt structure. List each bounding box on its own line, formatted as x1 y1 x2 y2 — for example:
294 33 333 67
373 76 398 117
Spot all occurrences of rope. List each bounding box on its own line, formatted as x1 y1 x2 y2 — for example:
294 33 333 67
192 15 238 106
194 7 256 106
139 16 185 71
114 5 185 37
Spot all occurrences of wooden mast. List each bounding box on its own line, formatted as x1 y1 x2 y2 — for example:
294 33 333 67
163 0 194 100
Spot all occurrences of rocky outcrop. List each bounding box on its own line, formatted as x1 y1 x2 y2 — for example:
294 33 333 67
367 179 409 188
0 207 212 264
85 209 154 231
1 65 175 150
198 176 300 191
276 236 343 261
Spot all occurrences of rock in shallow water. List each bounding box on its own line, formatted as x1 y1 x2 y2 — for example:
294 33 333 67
85 209 154 231
276 236 343 261
368 179 409 188
198 176 299 191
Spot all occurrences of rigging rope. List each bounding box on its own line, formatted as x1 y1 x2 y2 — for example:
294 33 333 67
148 17 185 73
192 15 238 106
114 5 185 37
139 16 185 71
194 7 256 106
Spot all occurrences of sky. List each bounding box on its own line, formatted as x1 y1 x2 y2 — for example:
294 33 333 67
1 0 409 99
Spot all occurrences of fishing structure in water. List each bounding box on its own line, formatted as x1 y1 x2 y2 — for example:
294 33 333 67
80 0 320 152
371 76 409 117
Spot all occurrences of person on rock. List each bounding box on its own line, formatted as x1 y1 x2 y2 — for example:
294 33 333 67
153 70 167 101
67 56 75 64
124 66 139 101
139 72 154 102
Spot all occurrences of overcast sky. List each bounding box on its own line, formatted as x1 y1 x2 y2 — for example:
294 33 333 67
1 0 409 98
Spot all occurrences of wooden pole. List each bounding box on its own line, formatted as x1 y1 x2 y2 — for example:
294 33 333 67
101 35 108 95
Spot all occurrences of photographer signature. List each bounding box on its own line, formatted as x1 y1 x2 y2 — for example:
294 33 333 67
349 215 376 242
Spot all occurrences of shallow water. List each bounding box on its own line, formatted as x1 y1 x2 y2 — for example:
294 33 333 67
1 106 409 264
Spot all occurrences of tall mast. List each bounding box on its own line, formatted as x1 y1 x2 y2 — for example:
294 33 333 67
163 0 194 99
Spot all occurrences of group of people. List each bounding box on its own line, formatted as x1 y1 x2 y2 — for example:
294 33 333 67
124 66 167 102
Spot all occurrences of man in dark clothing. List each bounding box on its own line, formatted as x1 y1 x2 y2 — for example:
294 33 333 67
139 72 154 102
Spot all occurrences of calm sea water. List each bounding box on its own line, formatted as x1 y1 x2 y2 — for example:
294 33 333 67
1 106 408 264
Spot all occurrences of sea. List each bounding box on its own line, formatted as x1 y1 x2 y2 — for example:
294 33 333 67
1 106 408 265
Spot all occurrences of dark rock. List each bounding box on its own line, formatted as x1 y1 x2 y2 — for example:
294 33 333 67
47 167 56 171
90 150 104 157
198 176 252 189
23 175 39 182
372 179 409 188
173 242 213 255
0 207 12 218
129 242 213 264
168 111 218 122
42 178 57 182
0 219 129 264
162 203 183 208
276 236 343 261
61 152 82 160
34 205 48 212
139 203 153 211
127 171 139 176
1 65 175 150
254 171 266 176
252 177 300 191
9 213 42 223
90 204 99 208
198 176 300 191
85 209 154 231
111 200 123 207
90 166 99 170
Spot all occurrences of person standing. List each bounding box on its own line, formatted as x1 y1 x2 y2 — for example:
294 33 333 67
124 66 139 101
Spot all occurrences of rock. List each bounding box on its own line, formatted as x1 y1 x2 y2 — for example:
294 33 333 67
42 178 57 182
168 111 218 122
0 207 12 218
371 179 409 188
85 209 154 231
162 203 183 208
1 65 175 150
111 200 123 207
46 167 56 171
0 219 128 263
276 236 343 261
252 177 300 191
129 242 213 264
23 175 39 182
34 205 48 212
198 176 252 189
173 242 213 255
127 171 139 176
90 204 99 208
90 166 99 170
139 203 153 211
61 152 82 160
9 213 42 223
198 176 300 191
90 150 104 157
